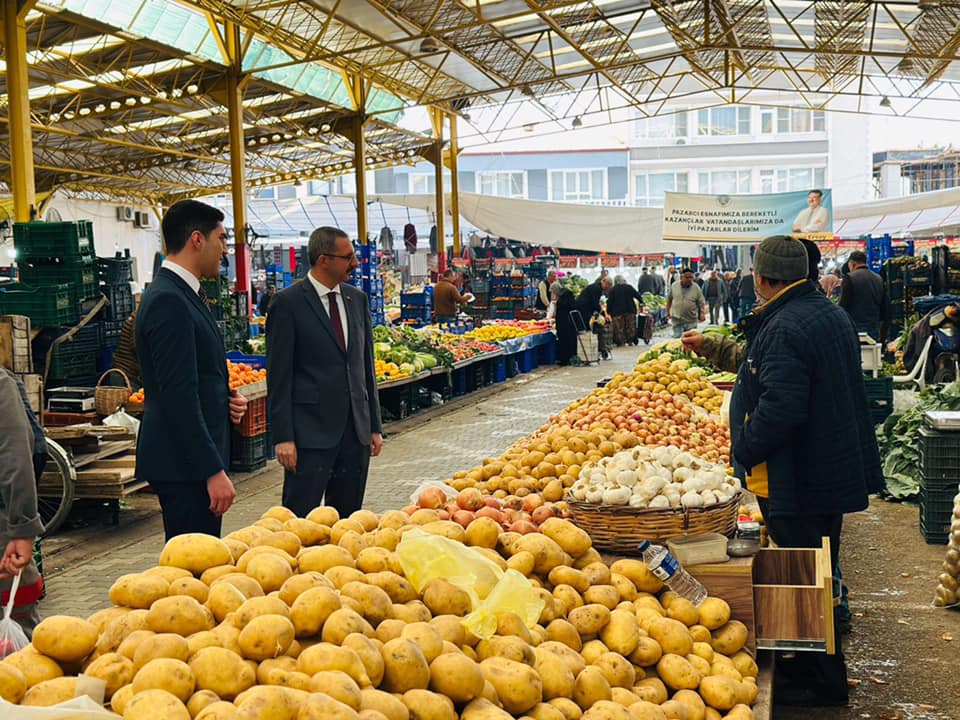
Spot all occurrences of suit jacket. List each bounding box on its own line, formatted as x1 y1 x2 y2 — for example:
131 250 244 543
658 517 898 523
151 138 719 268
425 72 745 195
136 268 230 487
267 279 382 450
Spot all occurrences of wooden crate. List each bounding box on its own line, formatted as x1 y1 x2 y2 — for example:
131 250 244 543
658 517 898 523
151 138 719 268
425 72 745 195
18 373 42 415
687 556 757 652
0 314 33 373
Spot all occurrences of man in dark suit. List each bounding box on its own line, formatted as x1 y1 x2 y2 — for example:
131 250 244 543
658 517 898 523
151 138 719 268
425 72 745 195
136 200 247 540
267 227 383 518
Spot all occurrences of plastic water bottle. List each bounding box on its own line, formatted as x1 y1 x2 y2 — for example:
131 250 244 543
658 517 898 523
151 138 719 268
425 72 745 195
637 540 708 606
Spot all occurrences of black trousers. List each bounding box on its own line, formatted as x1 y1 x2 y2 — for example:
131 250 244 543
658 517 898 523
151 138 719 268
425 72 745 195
758 498 848 699
156 483 222 540
283 413 370 518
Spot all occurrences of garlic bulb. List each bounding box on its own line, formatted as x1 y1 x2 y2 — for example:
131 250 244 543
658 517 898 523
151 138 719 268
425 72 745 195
681 492 705 508
649 495 670 509
602 486 631 505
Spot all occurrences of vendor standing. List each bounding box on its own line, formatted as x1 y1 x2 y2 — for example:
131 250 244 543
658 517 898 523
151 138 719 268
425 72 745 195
536 270 557 311
726 235 881 707
433 270 471 324
839 250 888 342
665 267 706 338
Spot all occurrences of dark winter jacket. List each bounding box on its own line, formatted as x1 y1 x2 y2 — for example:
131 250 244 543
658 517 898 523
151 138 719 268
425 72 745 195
637 273 657 295
704 277 726 301
729 280 883 516
737 274 756 300
575 282 604 318
607 284 640 316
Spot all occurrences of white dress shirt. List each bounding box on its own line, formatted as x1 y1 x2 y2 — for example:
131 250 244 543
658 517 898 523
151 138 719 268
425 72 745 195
793 205 830 233
161 259 201 295
307 272 349 349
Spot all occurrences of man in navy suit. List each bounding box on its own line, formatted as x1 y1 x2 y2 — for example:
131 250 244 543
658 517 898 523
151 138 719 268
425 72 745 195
136 200 247 539
267 227 383 518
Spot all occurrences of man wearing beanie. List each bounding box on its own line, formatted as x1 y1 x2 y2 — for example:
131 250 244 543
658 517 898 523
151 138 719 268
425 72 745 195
727 235 882 708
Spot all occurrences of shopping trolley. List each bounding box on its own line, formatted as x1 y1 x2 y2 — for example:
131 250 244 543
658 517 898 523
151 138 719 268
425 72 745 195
570 310 599 365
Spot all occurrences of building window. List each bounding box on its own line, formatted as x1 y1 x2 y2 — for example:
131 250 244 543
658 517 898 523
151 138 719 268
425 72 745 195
696 106 751 136
762 107 826 134
635 111 688 140
549 169 605 202
477 171 526 198
308 180 332 196
759 167 827 193
635 172 688 207
256 187 277 199
409 173 435 194
698 169 752 194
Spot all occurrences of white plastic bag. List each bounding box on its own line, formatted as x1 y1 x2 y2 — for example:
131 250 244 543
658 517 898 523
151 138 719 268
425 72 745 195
0 572 29 659
407 480 458 506
0 694 120 719
102 408 140 436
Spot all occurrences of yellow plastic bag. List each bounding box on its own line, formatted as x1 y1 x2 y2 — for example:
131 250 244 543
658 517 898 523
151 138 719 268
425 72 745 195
396 529 544 639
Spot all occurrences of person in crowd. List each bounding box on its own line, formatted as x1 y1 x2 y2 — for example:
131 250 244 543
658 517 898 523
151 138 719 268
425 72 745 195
666 267 706 338
726 269 741 323
576 276 613 360
257 286 276 316
792 189 830 234
839 250 888 342
536 270 557 312
737 268 756 319
607 275 641 346
703 270 727 325
111 302 142 390
432 269 471 324
637 267 657 295
820 267 842 298
0 369 45 636
653 268 666 296
136 200 247 540
555 289 579 366
267 226 383 519
705 235 880 707
549 272 563 303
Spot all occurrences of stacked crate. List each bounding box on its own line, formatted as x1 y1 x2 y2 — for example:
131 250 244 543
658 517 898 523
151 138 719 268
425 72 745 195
348 243 386 326
863 375 894 426
883 257 931 339
201 274 249 352
34 323 101 387
96 251 136 371
490 275 514 319
919 426 960 544
400 287 433 327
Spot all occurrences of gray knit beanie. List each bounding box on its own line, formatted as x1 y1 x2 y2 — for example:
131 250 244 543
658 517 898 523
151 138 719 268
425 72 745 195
753 235 808 282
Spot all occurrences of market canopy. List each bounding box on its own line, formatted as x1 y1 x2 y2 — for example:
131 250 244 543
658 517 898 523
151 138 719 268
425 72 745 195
834 186 960 238
4 0 960 204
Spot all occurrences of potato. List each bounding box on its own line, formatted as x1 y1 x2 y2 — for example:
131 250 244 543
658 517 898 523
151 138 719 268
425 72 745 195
529 702 568 720
627 700 668 720
465 518 501 549
360 687 411 720
210 573 264 598
320 608 374 645
572 665 611 710
610 687 639 707
710 621 748 656
722 705 754 720
609 559 663 594
298 691 360 720
695 598 731 631
548 697 583 720
599 609 639 657
380 638 430 693
84 652 134 699
232 596 291 627
187 689 221 717
568 604 611 637
688 625 712 644
461 697 513 720
400 622 445 664
257 657 297 684
507 551 536 576
206 582 247 623
579 562 611 587
730 652 758 679
160 534 234 575
665 597 699 628
428 651 485 703
672 689 706 720
196 701 239 720
245 553 294 593
429 615 466 647
147 596 214 636
402 688 457 720
648 618 694 657
261 530 302 557
201 566 240 586
299 544 356 573
582 585 620 610
735 678 758 705
355 547 399 575
539 518 592 558
0 662 27 703
552 585 585 617
117 631 159 663
422 578 472 617
365 572 418 604
110 573 171 609
189 646 256 699
633 678 669 705
515 534 570 575
628 637 663 668
3 648 63 687
343 633 386 687
133 633 190 670
545 619 582 652
276 572 331 606
124 688 192 720
132 658 196 701
480 656 542 715
238 613 295 660
581 700 633 720
698 675 739 711
283 585 339 638
658 699 689 720
168 576 210 604
609 573 639 603
534 646 576 700
311 670 362 709
537 641 586 677
211 623 242 656
298 642 371 686
234 685 306 720
476 635 534 665
655 654 700 691
342 581 394 626
592 652 635 689
32 615 98 663
144 566 194 583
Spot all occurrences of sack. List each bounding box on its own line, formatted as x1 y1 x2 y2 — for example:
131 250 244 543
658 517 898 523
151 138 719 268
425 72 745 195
103 408 140 436
94 369 132 416
0 573 29 659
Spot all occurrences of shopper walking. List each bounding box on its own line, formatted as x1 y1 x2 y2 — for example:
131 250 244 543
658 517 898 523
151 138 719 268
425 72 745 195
267 226 383 519
637 267 657 295
136 199 247 540
607 275 641 346
576 276 613 359
727 235 881 707
0 369 45 636
666 268 706 338
839 250 888 342
737 269 756 319
703 270 726 325
433 269 471 324
536 270 557 312
726 270 741 323
555 289 579 365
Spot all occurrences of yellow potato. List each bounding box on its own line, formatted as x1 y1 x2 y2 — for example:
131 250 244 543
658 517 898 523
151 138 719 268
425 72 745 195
341 581 394 626
210 573 264 598
0 662 27 703
428 651 485 704
133 633 190 670
32 615 98 663
124 688 192 719
298 544 356 573
234 684 307 720
342 633 386 687
552 585 584 617
277 572 333 606
401 688 457 720
187 689 222 717
665 597 699 628
582 585 620 610
238 613 295 660
168 576 210 604
655 654 700 691
196 701 239 720
297 642 371 686
672 688 706 720
144 566 194 584
460 697 513 720
515 534 570 575
581 700 633 720
119 631 157 664
539 518 592 558
592 652 635 689
322 608 375 645
579 562 611 587
627 700 668 720
421 578 472 617
658 699 689 720
568 604 611 637
160 534 234 575
730 651 758 679
480 656 543 715
537 641 586 678
365 572 418 604
599 609 639 657
231 595 291 627
696 598 731 631
464 518 501 549
310 670 362 709
528 702 569 720
189 646 256 699
3 648 63 687
147 596 214 636
475 635 534 666
648 617 694 657
245 553 294 593
632 678 669 705
609 559 663 594
360 687 411 720
698 675 739 711
84 652 134 699
548 697 584 720
298 692 360 720
110 573 171 609
533 646 576 700
132 657 196 702
710 621 748 656
400 622 445 664
379 637 430 693
572 665 611 711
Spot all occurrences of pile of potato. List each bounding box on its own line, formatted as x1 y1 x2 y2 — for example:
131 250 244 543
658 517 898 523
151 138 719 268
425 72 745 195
932 491 960 607
0 506 759 720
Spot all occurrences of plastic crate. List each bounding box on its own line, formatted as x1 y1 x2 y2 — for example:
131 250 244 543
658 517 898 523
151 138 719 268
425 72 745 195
237 396 267 437
226 351 267 369
863 375 893 416
919 486 955 544
537 338 557 365
491 355 507 383
231 291 249 318
904 265 932 287
47 348 98 380
19 257 98 307
0 283 77 327
45 324 101 354
101 283 134 321
919 426 960 480
97 254 134 285
517 348 536 374
400 292 432 307
230 431 267 472
14 221 94 260
101 319 124 346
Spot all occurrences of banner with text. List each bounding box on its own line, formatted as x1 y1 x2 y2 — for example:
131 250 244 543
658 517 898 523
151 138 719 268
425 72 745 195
662 189 834 243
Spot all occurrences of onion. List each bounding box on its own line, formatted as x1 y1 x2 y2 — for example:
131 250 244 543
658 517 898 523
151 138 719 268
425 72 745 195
509 520 538 535
522 494 544 513
452 510 475 528
457 487 485 511
483 496 502 509
531 505 555 525
475 506 504 523
502 496 523 511
401 504 417 516
418 486 447 509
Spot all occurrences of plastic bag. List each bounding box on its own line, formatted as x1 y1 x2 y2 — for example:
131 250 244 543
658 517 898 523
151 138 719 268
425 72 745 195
407 480 458 507
0 572 29 659
0 694 120 719
396 529 544 639
103 408 140 436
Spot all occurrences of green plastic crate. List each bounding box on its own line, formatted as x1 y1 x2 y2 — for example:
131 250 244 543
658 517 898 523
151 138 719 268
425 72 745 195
0 283 77 327
14 221 94 259
18 257 98 307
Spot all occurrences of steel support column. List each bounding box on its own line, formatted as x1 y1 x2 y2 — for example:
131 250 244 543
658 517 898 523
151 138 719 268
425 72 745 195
224 21 251 298
353 113 368 246
449 114 461 258
429 107 446 272
4 0 38 222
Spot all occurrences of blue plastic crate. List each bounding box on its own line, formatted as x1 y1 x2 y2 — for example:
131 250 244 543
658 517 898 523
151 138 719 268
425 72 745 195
225 351 267 369
491 355 507 383
517 349 535 374
401 292 432 307
537 338 557 365
371 312 386 326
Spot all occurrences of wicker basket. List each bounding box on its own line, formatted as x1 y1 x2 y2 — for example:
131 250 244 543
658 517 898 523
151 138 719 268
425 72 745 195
94 368 132 416
568 491 741 553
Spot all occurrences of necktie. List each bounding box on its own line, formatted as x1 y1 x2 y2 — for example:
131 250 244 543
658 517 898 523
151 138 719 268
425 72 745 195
327 291 346 351
197 287 210 309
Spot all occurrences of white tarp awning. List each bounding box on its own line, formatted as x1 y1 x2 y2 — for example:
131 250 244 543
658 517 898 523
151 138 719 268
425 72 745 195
834 187 960 238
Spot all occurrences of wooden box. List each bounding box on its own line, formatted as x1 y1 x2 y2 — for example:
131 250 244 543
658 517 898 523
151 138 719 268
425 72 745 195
19 373 43 415
0 314 33 373
687 556 757 652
